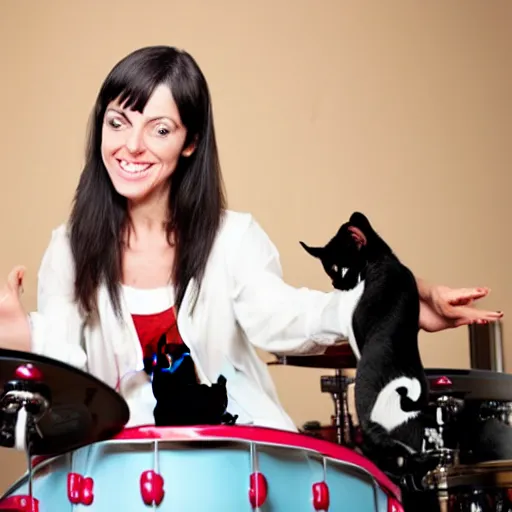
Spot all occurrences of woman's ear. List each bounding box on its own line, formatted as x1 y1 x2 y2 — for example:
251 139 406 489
181 135 198 157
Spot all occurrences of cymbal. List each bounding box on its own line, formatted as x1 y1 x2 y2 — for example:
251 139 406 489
268 342 358 369
0 349 129 456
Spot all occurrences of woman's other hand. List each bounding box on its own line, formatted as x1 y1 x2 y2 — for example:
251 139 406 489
419 284 503 333
0 266 31 350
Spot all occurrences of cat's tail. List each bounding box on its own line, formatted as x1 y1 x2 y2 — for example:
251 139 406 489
370 376 423 430
359 420 420 482
358 376 428 475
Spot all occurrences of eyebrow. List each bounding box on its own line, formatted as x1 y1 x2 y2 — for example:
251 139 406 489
106 108 178 127
106 108 131 123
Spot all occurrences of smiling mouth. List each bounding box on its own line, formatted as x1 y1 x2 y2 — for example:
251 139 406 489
115 159 155 180
118 159 153 173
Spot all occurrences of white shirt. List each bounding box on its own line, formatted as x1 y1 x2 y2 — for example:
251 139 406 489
29 210 364 431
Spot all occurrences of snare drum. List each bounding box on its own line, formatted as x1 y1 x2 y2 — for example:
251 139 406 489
1 425 402 511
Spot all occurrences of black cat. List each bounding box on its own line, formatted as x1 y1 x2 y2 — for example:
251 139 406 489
149 336 238 427
301 212 434 471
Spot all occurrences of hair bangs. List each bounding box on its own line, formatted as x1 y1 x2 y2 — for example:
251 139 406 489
101 76 155 114
100 54 171 114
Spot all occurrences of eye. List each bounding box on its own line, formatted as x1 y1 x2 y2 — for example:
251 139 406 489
155 125 170 137
107 117 123 129
331 264 338 273
341 268 348 277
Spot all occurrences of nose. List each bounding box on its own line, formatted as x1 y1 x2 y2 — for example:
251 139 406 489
125 126 145 154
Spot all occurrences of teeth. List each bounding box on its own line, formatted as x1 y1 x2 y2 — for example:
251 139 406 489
119 160 151 173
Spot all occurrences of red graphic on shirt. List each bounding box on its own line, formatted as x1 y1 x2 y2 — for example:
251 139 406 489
132 307 184 361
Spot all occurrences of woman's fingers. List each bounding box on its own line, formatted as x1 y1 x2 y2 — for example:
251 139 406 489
446 287 489 305
456 305 503 324
6 266 25 295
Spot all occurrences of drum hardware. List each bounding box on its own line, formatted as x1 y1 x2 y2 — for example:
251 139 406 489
419 461 512 512
391 394 465 502
469 319 504 373
479 401 512 425
424 395 464 455
398 370 512 512
0 348 129 455
320 371 355 446
0 349 129 511
425 369 512 467
268 343 358 448
0 367 55 510
249 442 269 509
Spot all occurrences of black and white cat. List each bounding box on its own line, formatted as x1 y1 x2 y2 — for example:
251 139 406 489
301 212 434 469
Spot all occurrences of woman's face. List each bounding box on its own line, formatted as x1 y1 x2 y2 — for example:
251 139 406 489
101 84 195 202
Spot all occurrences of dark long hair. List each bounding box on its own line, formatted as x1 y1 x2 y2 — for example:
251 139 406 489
69 46 226 317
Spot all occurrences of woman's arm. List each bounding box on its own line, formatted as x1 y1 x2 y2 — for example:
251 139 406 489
31 226 87 368
0 226 88 370
415 276 433 302
229 215 504 353
230 216 363 356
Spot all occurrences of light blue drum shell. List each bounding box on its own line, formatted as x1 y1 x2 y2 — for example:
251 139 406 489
2 437 391 511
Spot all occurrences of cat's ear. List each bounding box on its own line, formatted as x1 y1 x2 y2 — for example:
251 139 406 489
349 212 372 230
348 226 367 248
299 241 325 259
348 212 372 248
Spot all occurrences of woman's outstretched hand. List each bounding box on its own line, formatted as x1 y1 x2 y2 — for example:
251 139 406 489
419 284 503 333
0 266 31 350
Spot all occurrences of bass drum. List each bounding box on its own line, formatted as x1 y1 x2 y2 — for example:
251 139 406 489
0 425 403 512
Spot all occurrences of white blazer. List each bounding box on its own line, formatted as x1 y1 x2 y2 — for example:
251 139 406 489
29 210 364 431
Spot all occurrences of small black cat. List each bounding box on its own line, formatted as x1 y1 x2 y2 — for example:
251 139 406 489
149 336 238 427
301 212 434 471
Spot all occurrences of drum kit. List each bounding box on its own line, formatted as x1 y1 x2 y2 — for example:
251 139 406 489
1 341 512 511
0 348 401 511
270 342 512 512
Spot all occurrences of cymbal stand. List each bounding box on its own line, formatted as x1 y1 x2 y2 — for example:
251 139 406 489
321 369 355 446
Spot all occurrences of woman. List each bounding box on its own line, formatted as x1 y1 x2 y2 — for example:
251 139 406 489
0 46 502 431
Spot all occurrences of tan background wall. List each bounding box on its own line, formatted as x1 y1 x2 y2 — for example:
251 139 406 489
0 0 510 493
